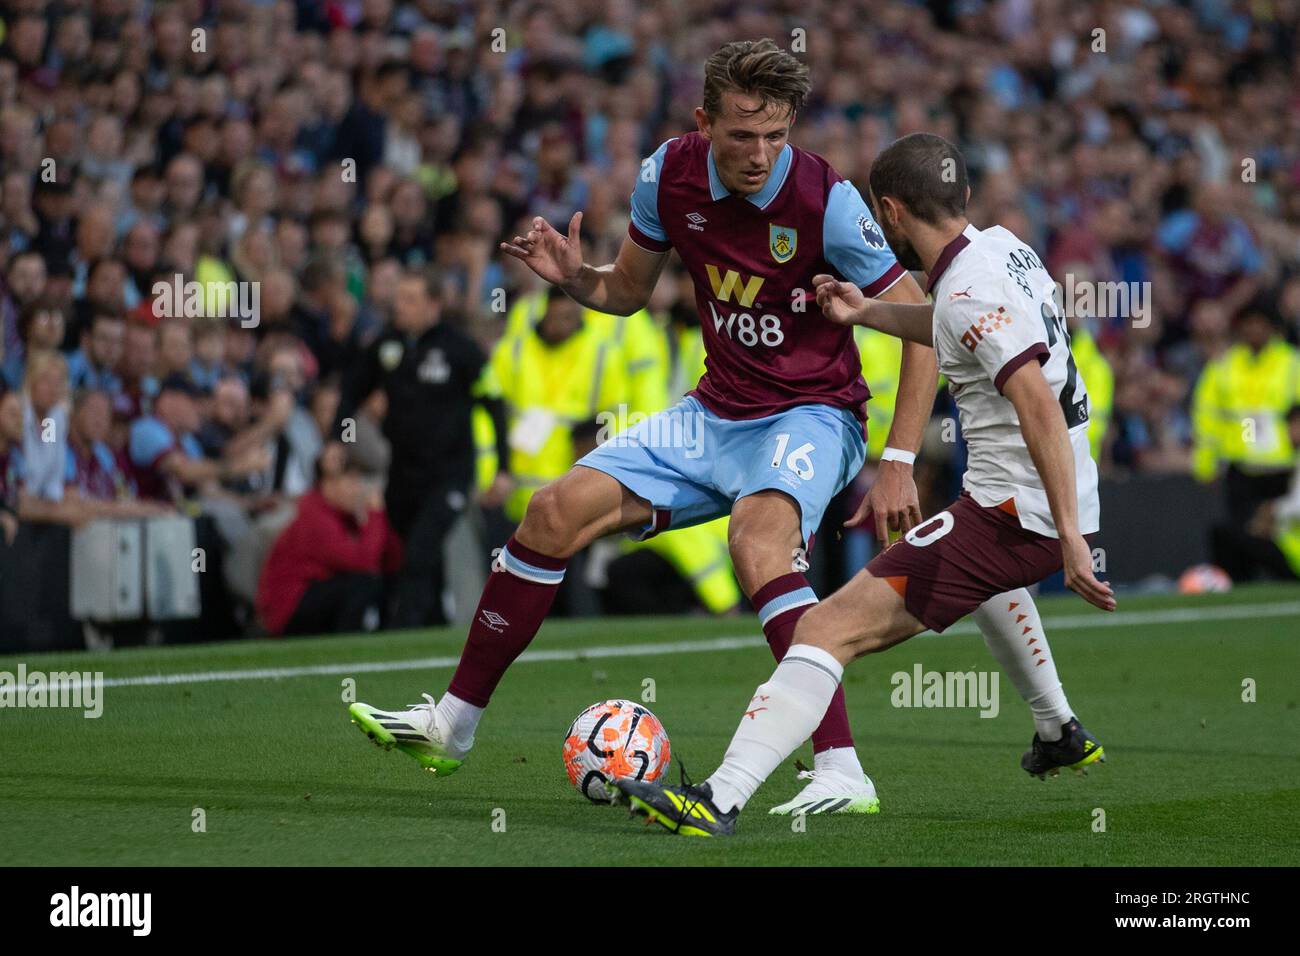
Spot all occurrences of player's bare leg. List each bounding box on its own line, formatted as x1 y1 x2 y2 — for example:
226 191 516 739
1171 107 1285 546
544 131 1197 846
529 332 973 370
616 571 922 833
349 465 651 775
730 495 888 814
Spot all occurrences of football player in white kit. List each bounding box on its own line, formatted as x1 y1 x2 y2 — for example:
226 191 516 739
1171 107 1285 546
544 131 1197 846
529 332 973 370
613 133 1117 836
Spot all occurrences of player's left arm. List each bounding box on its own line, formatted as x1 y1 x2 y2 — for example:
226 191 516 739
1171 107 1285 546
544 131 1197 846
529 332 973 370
1003 362 1116 612
820 182 938 544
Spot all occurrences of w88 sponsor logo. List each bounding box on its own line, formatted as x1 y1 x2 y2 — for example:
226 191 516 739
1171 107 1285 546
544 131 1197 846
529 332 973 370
707 301 785 348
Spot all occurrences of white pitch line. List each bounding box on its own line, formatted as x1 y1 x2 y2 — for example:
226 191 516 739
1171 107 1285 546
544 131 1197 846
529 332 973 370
6 599 1299 692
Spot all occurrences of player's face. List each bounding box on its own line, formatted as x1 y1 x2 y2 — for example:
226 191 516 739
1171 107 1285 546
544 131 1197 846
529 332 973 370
867 188 923 272
697 92 792 196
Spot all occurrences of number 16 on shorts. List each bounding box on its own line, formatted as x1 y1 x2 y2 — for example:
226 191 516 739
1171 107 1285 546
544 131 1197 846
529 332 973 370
771 433 816 480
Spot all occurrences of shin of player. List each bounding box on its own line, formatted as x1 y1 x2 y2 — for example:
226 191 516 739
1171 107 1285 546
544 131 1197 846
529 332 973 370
706 574 921 814
972 589 1074 741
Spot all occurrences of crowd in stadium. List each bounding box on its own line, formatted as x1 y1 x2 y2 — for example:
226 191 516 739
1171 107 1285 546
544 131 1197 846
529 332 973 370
1 0 1299 644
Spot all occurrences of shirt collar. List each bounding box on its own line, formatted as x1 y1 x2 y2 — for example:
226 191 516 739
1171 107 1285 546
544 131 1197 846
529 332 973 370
926 223 979 294
707 143 793 208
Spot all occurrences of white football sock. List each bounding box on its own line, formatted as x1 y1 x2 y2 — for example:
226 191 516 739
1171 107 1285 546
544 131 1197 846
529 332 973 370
434 691 483 758
813 745 865 779
972 588 1072 741
706 645 844 813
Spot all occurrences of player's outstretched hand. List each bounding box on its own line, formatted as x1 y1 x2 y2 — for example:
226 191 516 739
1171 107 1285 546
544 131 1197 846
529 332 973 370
500 212 585 286
1062 533 1116 612
846 460 924 549
811 273 867 326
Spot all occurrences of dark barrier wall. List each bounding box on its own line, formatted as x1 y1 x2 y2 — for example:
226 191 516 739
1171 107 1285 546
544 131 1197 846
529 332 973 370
1093 473 1228 584
0 524 81 653
0 474 1245 652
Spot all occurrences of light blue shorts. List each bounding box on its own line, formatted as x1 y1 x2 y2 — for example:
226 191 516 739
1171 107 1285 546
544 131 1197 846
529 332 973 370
577 395 866 548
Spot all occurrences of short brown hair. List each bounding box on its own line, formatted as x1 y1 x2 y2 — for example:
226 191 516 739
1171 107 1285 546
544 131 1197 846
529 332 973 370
703 39 810 119
869 133 969 225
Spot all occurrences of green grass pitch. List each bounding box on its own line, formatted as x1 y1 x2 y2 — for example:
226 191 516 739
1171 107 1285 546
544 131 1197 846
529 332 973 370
2 584 1298 866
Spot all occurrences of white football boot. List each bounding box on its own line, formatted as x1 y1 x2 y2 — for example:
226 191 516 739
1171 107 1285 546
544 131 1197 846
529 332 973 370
349 693 463 776
768 767 881 815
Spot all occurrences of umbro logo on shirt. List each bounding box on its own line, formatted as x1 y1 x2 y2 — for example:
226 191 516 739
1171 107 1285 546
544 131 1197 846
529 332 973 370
686 212 707 231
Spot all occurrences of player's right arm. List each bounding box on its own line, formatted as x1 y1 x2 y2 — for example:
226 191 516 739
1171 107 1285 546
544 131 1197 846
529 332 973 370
1002 361 1116 612
500 140 672 316
499 214 668 316
811 274 934 345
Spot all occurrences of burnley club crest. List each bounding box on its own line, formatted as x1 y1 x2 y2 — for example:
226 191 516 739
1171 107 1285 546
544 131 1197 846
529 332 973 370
769 224 797 264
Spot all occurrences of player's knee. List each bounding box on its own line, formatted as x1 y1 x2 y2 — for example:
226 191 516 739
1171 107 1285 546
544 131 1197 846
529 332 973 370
519 482 578 554
727 511 798 594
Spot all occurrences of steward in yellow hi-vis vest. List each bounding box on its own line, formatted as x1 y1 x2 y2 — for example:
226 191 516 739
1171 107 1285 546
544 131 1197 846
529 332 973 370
1069 326 1113 462
583 307 669 420
1274 409 1300 578
600 305 738 614
1210 407 1300 582
505 288 549 340
667 318 708 401
490 294 627 522
855 325 903 460
1191 304 1300 523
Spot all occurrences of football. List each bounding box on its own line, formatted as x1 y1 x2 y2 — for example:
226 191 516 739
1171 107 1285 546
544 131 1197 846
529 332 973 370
562 699 672 803
1178 563 1234 594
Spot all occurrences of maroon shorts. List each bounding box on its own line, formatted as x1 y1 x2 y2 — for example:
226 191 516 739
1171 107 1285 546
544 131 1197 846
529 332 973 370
867 492 1082 633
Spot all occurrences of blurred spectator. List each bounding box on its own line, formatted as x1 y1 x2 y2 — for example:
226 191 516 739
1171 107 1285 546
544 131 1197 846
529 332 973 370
115 319 160 421
339 268 511 627
1156 181 1264 337
66 388 165 519
5 295 66 390
68 389 131 503
1212 406 1300 583
256 444 398 637
15 349 78 524
190 321 227 392
128 373 265 503
67 307 126 397
1 250 46 365
0 390 23 545
1191 299 1300 523
157 318 195 382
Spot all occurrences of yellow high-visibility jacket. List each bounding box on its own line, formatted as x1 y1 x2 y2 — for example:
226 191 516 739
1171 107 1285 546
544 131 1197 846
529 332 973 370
490 321 628 521
855 326 903 460
584 307 669 419
1071 328 1114 462
635 517 740 614
667 323 708 402
1192 339 1300 481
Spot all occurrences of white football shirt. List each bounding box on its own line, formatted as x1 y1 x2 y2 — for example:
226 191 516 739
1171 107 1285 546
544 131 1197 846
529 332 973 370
929 223 1100 538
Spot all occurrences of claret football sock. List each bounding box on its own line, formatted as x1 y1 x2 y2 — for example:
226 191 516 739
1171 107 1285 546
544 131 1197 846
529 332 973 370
706 644 845 814
972 588 1072 741
445 536 567 711
753 572 856 753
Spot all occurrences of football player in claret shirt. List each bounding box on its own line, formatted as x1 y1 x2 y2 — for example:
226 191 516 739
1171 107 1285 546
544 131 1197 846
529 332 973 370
351 40 943 815
614 133 1116 836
